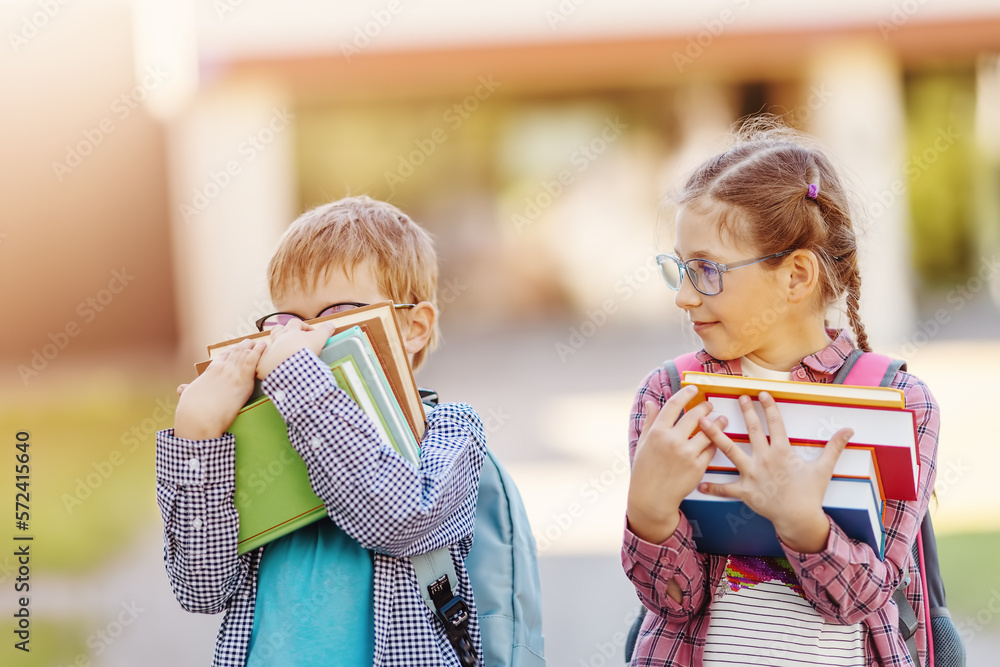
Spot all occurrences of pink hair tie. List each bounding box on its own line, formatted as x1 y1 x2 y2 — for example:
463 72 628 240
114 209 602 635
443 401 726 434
806 183 819 200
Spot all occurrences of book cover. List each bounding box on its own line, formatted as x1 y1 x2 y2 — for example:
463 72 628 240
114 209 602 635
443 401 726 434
230 395 326 555
681 472 885 559
703 393 918 501
681 371 905 410
231 327 420 554
707 442 886 501
318 327 420 464
196 301 426 441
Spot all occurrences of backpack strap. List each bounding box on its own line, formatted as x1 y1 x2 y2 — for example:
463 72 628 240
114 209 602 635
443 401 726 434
411 547 478 666
411 548 479 666
664 351 703 394
893 586 921 661
836 349 907 387
411 388 480 667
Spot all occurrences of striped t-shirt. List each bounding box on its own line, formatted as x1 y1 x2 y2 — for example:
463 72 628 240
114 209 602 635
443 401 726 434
702 355 865 666
703 556 864 666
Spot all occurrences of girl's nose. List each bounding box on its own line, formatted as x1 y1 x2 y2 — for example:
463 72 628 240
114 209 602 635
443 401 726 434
674 275 702 310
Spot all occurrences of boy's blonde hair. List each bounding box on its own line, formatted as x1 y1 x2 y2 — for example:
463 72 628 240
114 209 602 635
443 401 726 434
267 195 439 369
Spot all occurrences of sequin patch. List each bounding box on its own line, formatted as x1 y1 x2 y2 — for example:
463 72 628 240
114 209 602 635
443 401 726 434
723 555 804 597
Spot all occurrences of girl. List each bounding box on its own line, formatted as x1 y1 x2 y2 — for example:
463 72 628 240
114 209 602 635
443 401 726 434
623 122 939 666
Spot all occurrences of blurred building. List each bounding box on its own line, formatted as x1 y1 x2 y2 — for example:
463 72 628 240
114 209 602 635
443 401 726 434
2 0 999 379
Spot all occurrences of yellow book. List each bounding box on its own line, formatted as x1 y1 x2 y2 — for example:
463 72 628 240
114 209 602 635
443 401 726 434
681 371 905 411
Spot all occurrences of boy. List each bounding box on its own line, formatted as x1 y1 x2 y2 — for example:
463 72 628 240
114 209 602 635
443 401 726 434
156 196 486 666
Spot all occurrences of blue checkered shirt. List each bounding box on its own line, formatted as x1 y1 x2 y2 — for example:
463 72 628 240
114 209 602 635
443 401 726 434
156 348 486 666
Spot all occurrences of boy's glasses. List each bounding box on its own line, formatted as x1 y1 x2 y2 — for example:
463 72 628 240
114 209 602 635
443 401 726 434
255 302 416 332
655 250 793 296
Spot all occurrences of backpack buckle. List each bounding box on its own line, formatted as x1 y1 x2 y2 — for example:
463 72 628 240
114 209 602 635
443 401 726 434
428 575 479 666
440 595 471 629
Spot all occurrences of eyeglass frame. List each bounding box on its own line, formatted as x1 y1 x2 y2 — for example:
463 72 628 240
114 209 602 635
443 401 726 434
255 302 416 332
655 249 794 296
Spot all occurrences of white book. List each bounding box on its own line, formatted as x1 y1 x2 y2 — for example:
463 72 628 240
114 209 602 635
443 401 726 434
704 394 918 500
708 442 885 500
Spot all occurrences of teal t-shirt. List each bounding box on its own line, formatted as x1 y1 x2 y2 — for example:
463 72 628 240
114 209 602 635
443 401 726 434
246 518 374 666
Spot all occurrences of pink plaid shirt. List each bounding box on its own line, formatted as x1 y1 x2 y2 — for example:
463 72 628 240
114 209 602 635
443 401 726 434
622 330 939 667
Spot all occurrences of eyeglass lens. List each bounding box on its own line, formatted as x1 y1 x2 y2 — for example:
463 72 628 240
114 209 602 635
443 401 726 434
259 313 300 329
658 258 683 290
658 258 723 295
691 260 721 293
317 303 366 317
258 303 366 330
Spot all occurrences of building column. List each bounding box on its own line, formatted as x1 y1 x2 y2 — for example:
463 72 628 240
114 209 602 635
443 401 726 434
807 40 916 350
975 54 1000 305
165 78 297 364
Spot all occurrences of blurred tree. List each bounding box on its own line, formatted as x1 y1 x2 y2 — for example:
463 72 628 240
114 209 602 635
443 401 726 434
905 67 978 288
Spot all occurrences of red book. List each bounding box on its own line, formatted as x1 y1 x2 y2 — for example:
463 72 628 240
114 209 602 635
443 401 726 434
702 393 919 501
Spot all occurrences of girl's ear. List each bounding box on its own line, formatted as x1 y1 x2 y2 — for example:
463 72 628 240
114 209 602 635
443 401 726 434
401 301 436 357
786 249 821 304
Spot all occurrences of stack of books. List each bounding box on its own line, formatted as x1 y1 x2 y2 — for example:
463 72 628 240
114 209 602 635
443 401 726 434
193 302 425 554
677 372 919 560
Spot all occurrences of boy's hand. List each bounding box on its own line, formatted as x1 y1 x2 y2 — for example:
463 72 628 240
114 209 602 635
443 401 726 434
255 318 337 380
173 338 267 440
626 385 723 544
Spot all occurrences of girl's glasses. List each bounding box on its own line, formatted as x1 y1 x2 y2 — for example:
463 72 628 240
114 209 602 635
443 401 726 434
655 250 793 296
255 302 416 332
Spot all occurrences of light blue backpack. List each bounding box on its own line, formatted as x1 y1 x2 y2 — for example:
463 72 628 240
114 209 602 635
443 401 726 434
412 391 546 667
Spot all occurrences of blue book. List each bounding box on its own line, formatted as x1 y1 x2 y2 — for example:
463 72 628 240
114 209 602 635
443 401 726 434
680 471 885 559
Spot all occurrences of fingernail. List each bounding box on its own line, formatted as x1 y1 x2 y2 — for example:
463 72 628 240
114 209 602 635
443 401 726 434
739 395 749 405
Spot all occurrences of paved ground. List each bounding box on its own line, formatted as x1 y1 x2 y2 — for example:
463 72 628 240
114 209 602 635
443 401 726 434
10 297 1000 666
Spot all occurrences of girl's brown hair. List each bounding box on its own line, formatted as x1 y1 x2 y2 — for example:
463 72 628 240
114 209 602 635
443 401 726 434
676 118 871 352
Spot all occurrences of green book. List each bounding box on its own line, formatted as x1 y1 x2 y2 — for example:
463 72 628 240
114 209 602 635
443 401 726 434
230 326 420 554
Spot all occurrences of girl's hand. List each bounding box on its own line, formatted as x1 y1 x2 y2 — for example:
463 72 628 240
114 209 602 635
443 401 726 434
255 318 337 380
626 385 725 544
173 338 267 440
698 391 854 553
